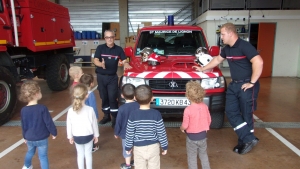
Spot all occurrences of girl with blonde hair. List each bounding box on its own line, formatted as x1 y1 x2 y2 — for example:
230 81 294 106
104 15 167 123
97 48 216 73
180 80 211 169
67 84 99 169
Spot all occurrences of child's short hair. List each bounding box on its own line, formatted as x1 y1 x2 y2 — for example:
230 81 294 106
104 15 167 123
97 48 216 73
19 80 40 103
122 84 136 100
185 80 205 103
71 83 88 112
135 85 153 105
80 73 94 87
69 66 83 79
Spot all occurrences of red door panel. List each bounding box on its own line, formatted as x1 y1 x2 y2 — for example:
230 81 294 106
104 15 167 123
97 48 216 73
55 16 71 42
30 11 45 46
0 5 13 45
257 23 276 77
44 14 55 45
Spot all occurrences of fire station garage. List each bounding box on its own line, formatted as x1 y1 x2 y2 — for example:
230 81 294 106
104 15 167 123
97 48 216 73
0 0 300 169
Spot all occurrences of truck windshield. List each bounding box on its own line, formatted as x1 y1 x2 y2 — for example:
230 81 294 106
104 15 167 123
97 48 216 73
135 30 207 56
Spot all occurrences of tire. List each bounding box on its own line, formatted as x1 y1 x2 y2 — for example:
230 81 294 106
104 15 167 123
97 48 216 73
0 66 17 126
46 54 70 91
210 111 224 129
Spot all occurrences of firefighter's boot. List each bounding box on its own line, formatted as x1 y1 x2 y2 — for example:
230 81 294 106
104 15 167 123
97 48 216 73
99 114 111 124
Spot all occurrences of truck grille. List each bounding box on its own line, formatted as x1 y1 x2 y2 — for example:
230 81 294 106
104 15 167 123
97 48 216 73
149 79 192 91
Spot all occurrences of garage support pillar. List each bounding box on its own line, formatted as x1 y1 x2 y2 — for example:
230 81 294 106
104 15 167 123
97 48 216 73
119 0 128 48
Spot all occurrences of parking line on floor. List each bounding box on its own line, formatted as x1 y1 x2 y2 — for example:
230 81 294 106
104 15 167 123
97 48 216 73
0 85 98 159
253 115 300 156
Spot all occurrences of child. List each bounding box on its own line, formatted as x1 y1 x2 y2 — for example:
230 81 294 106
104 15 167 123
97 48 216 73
69 66 83 86
80 73 99 152
180 80 211 169
125 85 168 169
67 84 99 169
19 80 57 169
114 84 139 169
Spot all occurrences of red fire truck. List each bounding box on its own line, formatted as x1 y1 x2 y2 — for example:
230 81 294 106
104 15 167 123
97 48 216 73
0 0 74 125
120 25 226 128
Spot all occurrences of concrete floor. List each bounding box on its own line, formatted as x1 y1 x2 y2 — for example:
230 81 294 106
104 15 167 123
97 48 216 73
1 67 300 169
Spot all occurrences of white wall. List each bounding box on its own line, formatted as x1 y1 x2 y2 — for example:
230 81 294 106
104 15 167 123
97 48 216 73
196 10 300 77
74 40 120 56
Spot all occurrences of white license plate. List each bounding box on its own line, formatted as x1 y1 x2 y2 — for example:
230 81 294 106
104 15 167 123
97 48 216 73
156 98 190 106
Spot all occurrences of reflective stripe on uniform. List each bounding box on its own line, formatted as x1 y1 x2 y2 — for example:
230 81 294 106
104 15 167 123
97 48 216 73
102 107 110 110
234 122 247 131
110 109 118 112
250 129 254 133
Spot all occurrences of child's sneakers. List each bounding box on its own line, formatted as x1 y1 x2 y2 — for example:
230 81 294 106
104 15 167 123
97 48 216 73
22 165 33 169
92 145 99 153
120 163 131 169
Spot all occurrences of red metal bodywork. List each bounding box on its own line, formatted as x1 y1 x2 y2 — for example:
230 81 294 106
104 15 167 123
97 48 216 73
0 0 74 52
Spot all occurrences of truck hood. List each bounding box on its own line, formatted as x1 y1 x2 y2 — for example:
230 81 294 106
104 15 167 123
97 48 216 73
125 56 222 79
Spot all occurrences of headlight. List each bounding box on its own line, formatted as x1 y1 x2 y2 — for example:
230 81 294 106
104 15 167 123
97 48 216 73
121 77 148 87
201 76 225 89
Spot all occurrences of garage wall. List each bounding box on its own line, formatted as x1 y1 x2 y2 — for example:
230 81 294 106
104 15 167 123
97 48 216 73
196 10 300 77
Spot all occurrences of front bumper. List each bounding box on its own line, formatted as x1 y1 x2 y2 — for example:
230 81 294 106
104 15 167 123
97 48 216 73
119 92 225 115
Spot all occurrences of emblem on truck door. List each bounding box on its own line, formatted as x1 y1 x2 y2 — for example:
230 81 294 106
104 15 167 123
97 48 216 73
169 81 178 88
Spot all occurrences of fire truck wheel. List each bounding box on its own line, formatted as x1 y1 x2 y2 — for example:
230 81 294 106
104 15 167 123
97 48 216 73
0 66 17 126
210 111 224 129
46 54 70 91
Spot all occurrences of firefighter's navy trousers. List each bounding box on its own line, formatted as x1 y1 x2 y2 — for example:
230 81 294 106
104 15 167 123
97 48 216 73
97 74 119 117
225 80 260 144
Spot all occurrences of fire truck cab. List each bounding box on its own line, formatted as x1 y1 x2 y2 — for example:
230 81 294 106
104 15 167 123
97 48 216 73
119 25 226 128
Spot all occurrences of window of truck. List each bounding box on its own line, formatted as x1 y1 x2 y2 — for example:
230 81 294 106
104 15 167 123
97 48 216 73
136 30 207 56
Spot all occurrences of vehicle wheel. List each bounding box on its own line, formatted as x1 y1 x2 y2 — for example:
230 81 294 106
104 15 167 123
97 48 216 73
0 66 17 126
210 111 224 129
46 54 70 91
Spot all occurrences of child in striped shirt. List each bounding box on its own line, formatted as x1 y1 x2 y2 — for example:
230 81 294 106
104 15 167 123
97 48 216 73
125 85 168 169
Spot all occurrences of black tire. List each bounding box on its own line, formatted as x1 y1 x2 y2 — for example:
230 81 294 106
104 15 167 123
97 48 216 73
46 54 70 91
0 66 17 126
210 111 224 129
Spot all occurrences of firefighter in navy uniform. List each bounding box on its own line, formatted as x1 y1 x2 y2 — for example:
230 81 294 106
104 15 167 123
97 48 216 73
94 30 132 128
193 23 263 155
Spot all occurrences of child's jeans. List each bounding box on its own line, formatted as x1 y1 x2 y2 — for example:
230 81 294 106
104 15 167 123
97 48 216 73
24 138 49 169
75 140 93 169
186 137 210 169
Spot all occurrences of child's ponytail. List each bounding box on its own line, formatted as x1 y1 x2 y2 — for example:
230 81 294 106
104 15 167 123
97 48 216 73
72 84 88 112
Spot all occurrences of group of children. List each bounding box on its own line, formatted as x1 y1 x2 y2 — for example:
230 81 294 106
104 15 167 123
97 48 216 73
19 65 211 169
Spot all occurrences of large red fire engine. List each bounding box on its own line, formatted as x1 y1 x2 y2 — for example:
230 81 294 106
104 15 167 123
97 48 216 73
0 0 74 125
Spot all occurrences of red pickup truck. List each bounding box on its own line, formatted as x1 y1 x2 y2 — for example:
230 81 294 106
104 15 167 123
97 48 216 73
120 25 226 128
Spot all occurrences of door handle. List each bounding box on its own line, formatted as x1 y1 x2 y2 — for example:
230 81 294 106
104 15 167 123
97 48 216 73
3 25 11 29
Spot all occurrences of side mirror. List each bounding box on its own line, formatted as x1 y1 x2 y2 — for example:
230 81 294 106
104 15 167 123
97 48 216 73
124 47 133 57
208 46 220 57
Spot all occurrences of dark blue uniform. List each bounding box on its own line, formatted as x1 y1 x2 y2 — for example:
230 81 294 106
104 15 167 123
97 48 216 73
94 43 126 121
220 38 260 145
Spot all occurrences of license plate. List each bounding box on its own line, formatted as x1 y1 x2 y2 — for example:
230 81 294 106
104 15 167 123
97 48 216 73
156 98 190 106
